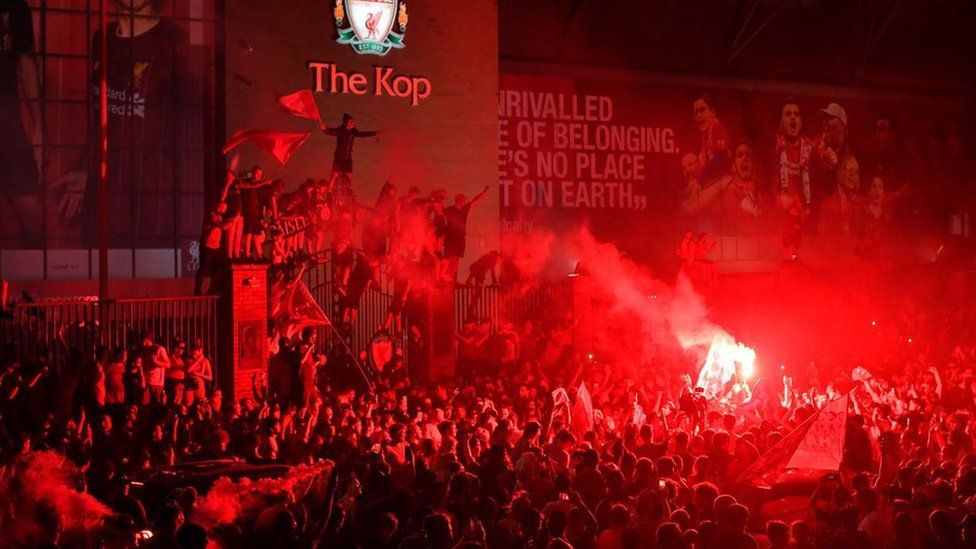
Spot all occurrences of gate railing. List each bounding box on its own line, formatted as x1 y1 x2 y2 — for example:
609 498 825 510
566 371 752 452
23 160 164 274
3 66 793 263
303 259 395 360
455 281 574 331
300 254 574 366
1 296 219 375
1 281 573 379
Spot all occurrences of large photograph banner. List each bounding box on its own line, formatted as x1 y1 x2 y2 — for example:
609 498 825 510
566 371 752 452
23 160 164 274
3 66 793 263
0 0 216 280
499 72 974 269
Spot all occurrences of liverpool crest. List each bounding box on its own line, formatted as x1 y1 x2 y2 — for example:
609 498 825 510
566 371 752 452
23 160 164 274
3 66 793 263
334 0 407 56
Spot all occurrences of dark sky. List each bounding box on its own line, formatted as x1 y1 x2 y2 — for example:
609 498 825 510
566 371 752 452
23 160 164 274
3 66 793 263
499 0 976 95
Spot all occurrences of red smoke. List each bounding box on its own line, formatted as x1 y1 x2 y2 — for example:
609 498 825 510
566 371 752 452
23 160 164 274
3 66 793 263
500 226 746 374
192 461 333 532
501 229 556 280
0 451 112 546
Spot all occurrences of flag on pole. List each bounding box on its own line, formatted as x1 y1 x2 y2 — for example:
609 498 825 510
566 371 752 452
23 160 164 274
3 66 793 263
222 129 311 165
549 388 572 430
275 90 322 122
738 394 849 488
571 382 594 436
632 395 647 426
273 279 330 339
269 276 291 321
786 393 848 470
270 267 304 321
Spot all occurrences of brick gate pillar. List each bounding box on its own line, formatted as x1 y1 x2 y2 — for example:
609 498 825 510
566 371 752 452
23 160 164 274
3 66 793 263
218 263 269 401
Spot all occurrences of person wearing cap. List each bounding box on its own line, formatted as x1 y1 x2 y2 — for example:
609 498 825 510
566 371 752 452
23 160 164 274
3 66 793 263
320 113 381 190
819 102 849 156
814 102 851 192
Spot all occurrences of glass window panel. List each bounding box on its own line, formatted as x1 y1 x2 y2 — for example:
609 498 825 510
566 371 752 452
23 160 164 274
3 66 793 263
173 0 215 22
132 191 176 246
134 248 177 278
4 1 216 279
176 153 205 192
44 100 90 147
44 56 91 102
178 192 204 238
43 11 92 56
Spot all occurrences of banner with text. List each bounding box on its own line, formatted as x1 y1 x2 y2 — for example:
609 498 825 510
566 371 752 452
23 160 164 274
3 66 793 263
499 73 974 268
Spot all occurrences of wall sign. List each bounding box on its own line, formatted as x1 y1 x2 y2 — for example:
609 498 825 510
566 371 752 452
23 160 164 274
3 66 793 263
333 0 408 56
308 62 431 105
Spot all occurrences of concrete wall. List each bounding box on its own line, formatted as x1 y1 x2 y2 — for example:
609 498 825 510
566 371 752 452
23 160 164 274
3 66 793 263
225 0 501 270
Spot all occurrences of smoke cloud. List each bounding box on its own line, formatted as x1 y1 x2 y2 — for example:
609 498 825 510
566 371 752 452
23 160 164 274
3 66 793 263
501 229 556 280
502 226 744 371
192 461 333 532
0 451 112 545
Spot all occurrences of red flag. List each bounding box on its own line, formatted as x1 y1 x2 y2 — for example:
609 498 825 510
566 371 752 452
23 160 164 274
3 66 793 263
270 266 305 321
549 388 572 430
570 382 594 437
273 280 330 339
276 90 321 121
222 129 311 165
269 276 291 320
786 394 848 470
632 395 647 426
738 394 848 488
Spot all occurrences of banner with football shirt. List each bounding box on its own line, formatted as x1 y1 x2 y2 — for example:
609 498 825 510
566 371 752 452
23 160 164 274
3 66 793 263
0 0 217 281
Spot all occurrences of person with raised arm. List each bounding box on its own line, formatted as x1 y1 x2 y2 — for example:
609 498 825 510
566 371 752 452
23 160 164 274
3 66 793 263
320 113 381 191
443 185 490 282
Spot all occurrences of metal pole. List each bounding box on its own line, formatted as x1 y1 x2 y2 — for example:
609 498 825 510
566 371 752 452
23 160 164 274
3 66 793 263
98 0 109 304
325 320 373 393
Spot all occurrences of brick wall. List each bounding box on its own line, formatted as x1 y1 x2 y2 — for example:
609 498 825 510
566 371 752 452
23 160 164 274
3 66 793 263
219 263 269 401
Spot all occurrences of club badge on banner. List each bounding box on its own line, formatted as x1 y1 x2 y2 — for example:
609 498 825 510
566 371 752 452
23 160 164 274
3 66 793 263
786 393 848 471
738 393 849 488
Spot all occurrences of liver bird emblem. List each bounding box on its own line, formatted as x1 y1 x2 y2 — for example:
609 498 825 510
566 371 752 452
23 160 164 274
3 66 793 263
364 11 381 39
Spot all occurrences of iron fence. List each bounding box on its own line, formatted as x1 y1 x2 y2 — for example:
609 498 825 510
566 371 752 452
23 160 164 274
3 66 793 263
1 296 219 375
302 256 574 365
302 259 396 360
455 281 574 331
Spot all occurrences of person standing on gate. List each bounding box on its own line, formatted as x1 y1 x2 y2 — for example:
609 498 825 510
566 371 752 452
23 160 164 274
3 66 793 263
443 186 490 282
320 113 381 191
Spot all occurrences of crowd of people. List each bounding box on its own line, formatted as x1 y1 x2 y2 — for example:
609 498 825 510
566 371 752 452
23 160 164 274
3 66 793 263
195 113 496 325
674 95 969 263
3 263 976 548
